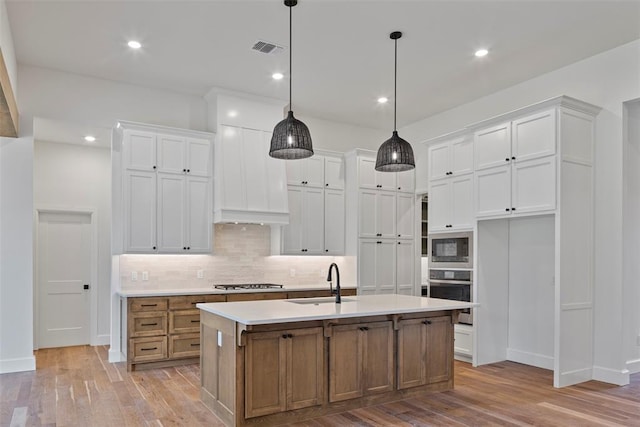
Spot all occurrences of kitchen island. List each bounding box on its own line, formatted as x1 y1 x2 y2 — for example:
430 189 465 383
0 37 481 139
197 294 474 427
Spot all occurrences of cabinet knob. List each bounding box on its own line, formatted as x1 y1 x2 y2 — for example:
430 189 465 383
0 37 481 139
326 183 329 187
287 334 293 338
152 246 156 250
398 187 401 190
183 247 187 250
511 207 516 211
505 208 510 212
511 156 516 160
187 247 190 250
325 249 329 252
398 241 401 244
153 165 157 169
187 169 190 173
423 320 432 325
505 158 510 162
377 241 382 244
398 234 401 237
282 334 288 339
183 169 187 172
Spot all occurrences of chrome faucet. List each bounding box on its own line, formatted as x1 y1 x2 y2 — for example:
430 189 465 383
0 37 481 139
327 263 341 304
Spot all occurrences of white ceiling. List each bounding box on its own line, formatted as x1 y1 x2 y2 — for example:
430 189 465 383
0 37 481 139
8 0 640 131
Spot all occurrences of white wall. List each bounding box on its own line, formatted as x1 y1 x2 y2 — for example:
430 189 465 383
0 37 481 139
403 39 640 378
0 136 35 373
623 99 640 373
297 114 388 153
33 141 111 343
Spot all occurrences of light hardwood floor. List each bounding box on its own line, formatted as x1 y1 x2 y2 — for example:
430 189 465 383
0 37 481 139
1 345 638 426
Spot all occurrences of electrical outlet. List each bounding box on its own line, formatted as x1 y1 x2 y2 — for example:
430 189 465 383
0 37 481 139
131 271 138 281
142 271 149 281
290 269 295 277
197 269 204 279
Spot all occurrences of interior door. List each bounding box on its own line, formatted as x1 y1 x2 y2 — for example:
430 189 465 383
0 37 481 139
38 212 91 348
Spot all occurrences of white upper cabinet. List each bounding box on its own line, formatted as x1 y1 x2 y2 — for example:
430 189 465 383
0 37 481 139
512 109 556 163
281 187 325 255
124 130 156 171
116 122 213 254
474 109 557 218
396 169 415 193
474 123 512 171
325 157 345 190
358 158 397 191
358 239 396 295
286 156 324 188
428 175 474 231
396 193 414 239
396 240 415 296
324 189 345 255
429 137 473 181
359 191 396 238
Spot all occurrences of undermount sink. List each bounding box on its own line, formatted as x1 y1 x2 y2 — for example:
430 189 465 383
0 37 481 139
287 297 354 305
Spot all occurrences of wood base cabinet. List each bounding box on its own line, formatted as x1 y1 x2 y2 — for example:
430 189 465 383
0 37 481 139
245 327 323 418
397 316 453 389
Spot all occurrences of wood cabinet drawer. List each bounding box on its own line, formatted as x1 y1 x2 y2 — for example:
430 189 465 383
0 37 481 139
227 292 287 302
169 333 200 359
130 312 168 337
169 309 200 334
341 288 357 296
169 294 226 310
288 290 330 299
130 297 168 312
130 336 167 362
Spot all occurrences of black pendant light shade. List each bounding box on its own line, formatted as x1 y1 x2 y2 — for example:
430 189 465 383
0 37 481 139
269 0 313 160
270 110 313 159
375 130 415 172
375 31 415 172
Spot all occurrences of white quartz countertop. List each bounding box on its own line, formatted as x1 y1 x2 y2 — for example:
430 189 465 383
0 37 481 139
116 284 356 298
197 294 476 325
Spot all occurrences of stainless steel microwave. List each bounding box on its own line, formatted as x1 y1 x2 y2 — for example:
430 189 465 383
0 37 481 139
427 231 473 269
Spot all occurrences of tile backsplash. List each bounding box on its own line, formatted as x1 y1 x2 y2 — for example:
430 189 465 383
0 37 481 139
119 224 356 290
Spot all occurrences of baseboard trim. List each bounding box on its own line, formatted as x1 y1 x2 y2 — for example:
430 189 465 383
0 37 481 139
108 348 125 363
507 348 553 370
592 365 630 386
626 358 640 374
557 367 592 387
0 355 36 374
94 334 110 346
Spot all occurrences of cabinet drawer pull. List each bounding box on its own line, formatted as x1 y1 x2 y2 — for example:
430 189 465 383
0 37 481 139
141 304 157 307
287 334 293 338
190 320 200 323
377 241 382 244
505 157 510 162
140 322 158 326
423 320 432 325
191 301 205 305
140 347 158 351
511 156 516 160
282 334 288 339
190 343 200 347
505 208 510 212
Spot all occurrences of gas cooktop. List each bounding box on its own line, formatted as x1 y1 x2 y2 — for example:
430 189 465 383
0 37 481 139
213 283 284 290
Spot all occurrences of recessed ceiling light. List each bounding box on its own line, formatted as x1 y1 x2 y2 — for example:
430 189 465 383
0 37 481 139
475 48 489 57
84 135 96 142
128 40 142 49
377 97 388 104
272 72 284 80
228 110 238 118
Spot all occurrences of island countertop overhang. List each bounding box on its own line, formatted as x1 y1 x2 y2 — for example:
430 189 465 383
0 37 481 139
197 294 476 325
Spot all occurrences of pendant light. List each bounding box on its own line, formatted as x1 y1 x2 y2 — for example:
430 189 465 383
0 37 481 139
375 31 415 172
269 0 314 160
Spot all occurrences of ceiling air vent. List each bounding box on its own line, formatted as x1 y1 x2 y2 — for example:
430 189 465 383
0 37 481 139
252 40 285 55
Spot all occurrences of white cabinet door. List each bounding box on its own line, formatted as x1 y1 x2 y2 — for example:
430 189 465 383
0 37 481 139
358 157 377 189
474 122 511 171
396 193 414 239
325 157 345 190
266 134 289 215
512 109 556 163
377 192 397 238
157 173 185 253
377 170 397 191
450 175 474 230
396 240 414 296
358 190 377 238
124 130 156 171
451 137 474 176
428 142 450 181
157 135 185 174
186 138 211 177
125 170 157 252
376 240 396 294
396 169 415 193
324 189 345 255
303 188 325 254
282 187 304 254
428 180 451 232
512 156 556 214
475 165 511 218
186 176 211 253
286 156 324 187
358 239 378 294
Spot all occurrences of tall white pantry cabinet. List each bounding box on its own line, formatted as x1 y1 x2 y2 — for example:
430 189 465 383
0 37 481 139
112 121 214 254
345 150 417 296
426 96 601 387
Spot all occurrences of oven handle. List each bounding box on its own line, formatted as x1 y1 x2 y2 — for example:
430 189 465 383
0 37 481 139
428 279 472 285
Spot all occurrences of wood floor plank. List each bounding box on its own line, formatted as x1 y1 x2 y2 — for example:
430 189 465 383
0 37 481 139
2 347 639 426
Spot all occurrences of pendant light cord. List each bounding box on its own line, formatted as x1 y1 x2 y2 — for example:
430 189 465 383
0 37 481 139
394 37 397 132
289 4 293 112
